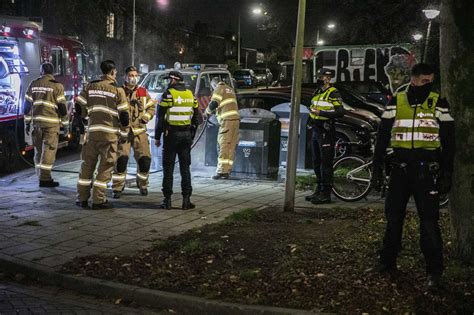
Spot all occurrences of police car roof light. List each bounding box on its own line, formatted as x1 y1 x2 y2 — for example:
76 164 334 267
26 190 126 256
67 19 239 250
158 64 166 70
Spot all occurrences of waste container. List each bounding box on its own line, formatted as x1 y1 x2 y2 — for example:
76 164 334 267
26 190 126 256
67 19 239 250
233 108 280 179
271 102 312 169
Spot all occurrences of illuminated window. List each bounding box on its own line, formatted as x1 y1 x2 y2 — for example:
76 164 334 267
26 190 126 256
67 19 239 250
106 13 115 38
50 48 63 75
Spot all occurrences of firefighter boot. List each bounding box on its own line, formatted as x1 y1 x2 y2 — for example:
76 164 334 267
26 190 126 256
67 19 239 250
75 200 89 209
212 173 229 180
92 200 114 210
182 195 195 210
113 191 122 199
40 180 60 188
159 197 172 210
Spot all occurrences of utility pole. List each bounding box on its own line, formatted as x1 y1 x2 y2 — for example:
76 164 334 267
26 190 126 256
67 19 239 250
131 0 136 66
284 0 306 212
237 14 241 66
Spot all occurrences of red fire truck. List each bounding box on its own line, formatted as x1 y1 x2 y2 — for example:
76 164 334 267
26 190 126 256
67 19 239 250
0 16 88 171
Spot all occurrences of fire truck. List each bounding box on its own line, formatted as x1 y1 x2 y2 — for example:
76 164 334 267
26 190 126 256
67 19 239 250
0 16 89 172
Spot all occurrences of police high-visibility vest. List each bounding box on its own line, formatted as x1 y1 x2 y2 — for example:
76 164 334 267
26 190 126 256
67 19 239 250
391 91 440 149
162 89 197 126
309 86 341 120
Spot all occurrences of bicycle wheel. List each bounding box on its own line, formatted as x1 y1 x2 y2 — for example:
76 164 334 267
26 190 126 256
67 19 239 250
332 155 372 202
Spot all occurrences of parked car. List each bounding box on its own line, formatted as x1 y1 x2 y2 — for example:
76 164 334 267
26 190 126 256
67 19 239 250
331 81 391 105
254 68 273 86
233 69 257 88
236 90 377 159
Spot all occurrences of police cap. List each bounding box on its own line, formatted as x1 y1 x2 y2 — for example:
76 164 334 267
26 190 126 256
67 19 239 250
167 71 183 81
317 68 334 77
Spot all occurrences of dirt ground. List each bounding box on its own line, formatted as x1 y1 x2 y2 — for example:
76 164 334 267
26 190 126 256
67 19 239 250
62 207 473 313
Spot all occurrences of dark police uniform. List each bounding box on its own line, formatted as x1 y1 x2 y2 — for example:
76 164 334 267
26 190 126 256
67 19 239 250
308 82 344 203
155 72 200 210
372 84 455 279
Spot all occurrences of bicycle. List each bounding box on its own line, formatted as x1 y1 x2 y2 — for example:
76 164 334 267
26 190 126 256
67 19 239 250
331 150 449 207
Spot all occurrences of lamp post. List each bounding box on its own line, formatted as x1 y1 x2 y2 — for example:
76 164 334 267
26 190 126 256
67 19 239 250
237 7 265 66
422 8 440 62
131 0 136 66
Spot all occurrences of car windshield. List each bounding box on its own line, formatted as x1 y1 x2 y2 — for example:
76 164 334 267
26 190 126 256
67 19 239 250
254 69 266 75
234 70 250 76
141 71 198 93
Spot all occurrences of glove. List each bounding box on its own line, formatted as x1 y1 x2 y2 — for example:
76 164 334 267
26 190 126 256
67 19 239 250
130 99 142 107
371 164 384 192
155 139 161 147
190 125 197 140
438 171 452 194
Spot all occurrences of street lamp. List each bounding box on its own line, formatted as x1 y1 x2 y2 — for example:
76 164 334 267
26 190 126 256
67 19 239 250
316 22 335 46
238 6 266 66
412 33 423 41
422 8 440 62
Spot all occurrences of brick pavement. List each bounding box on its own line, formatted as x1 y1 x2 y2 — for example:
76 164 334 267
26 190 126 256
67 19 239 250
0 159 382 272
0 281 161 314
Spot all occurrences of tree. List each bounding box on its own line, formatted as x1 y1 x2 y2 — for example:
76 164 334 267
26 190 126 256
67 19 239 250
440 0 474 263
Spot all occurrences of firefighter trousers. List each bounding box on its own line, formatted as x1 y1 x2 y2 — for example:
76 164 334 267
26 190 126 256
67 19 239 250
311 124 335 193
32 125 60 182
112 132 151 191
162 129 193 198
77 140 118 205
379 161 443 275
216 119 240 175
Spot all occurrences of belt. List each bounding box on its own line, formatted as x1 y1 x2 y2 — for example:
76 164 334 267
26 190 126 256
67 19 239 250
167 125 191 131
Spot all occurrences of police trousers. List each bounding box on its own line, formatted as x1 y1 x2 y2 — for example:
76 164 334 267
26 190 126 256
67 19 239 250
311 123 335 193
32 125 59 181
112 132 151 191
380 161 443 275
162 129 193 198
77 140 117 204
216 119 240 175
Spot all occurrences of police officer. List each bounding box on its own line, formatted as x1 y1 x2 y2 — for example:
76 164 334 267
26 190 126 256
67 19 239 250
306 68 344 204
155 71 200 210
24 63 68 187
206 77 240 179
75 60 129 209
371 63 455 289
112 66 156 198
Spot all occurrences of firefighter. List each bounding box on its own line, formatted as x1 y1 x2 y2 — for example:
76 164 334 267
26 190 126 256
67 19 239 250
306 68 344 204
371 63 455 289
24 62 68 187
112 66 156 198
75 60 129 210
206 77 240 179
154 71 201 210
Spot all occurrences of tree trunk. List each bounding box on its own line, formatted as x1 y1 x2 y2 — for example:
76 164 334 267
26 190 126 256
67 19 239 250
440 0 474 263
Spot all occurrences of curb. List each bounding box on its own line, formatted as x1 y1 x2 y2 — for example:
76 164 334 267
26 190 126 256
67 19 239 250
0 253 316 315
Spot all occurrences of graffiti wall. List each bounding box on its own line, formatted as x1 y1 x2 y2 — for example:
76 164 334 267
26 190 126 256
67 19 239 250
314 45 418 92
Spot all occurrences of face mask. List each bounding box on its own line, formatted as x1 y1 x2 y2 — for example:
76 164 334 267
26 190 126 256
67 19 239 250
316 79 325 88
127 76 139 86
410 82 432 100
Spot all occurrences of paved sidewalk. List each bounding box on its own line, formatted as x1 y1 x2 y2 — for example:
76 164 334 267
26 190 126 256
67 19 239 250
0 281 160 314
0 159 382 272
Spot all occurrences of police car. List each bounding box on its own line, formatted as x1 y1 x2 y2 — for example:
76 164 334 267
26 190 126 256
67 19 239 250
139 62 235 135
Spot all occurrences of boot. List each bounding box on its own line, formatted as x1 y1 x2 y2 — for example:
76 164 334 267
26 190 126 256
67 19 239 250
92 200 114 210
305 190 320 201
182 195 195 210
112 191 122 199
311 191 331 204
212 173 229 180
139 187 148 196
39 180 60 187
159 197 172 209
75 200 89 209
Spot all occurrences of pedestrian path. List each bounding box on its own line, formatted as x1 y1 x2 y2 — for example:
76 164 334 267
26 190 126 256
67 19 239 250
0 159 382 271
